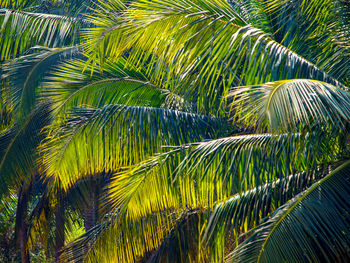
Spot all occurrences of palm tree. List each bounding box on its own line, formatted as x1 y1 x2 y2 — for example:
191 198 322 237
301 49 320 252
1 0 350 262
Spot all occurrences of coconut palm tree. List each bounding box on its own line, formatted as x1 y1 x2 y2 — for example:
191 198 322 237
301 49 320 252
1 0 350 262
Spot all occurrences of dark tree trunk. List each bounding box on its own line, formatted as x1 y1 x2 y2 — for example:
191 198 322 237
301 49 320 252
55 195 65 262
84 179 98 231
15 185 30 263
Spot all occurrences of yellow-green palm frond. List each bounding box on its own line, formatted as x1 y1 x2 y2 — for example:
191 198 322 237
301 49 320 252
42 57 189 117
107 131 338 220
41 104 221 190
83 0 344 115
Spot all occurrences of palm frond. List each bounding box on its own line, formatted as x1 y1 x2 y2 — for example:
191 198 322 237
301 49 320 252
41 104 221 190
83 0 345 115
107 131 338 220
42 57 188 117
0 9 80 59
228 79 350 132
228 159 350 263
2 46 80 120
203 166 333 251
0 0 37 9
0 102 51 198
264 0 350 85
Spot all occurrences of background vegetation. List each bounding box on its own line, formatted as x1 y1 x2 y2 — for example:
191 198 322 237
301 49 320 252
0 0 349 262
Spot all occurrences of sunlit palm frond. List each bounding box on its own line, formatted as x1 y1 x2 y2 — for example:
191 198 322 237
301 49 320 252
83 0 344 115
42 57 186 117
0 9 81 60
61 208 183 263
228 159 350 263
2 46 80 120
0 0 37 9
41 104 221 190
228 79 350 132
107 131 338 220
81 0 126 67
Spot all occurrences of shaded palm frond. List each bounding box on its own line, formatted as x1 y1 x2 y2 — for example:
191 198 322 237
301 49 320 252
264 0 350 85
228 79 350 132
2 46 80 121
0 103 51 198
228 159 350 263
203 166 334 250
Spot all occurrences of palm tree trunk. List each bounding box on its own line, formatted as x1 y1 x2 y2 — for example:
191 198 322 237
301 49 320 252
15 185 30 263
55 195 65 262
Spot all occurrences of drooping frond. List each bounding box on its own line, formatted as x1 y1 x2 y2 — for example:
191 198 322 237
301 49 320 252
83 0 344 115
203 166 334 250
0 9 81 59
228 79 350 132
42 57 187 117
0 103 51 198
228 160 350 263
41 104 221 190
2 46 80 120
107 131 338 220
81 0 126 67
264 0 350 85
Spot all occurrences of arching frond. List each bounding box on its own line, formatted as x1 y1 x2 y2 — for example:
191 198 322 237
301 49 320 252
228 160 350 263
41 104 221 190
228 79 350 132
264 0 350 85
84 0 344 115
0 9 80 59
2 46 80 120
202 166 334 251
107 131 338 220
42 57 185 117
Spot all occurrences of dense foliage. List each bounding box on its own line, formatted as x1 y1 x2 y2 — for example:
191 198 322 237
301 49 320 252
0 0 349 262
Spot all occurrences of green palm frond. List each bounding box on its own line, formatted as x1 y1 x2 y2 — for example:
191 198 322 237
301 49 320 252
42 57 187 116
202 166 333 250
228 0 270 33
107 131 338 221
0 9 81 60
228 79 350 132
264 0 350 84
81 0 126 67
41 104 221 190
0 103 51 198
228 160 350 263
83 0 344 115
0 0 37 9
2 46 80 120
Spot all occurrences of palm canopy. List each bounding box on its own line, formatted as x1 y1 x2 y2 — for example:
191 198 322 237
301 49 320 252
0 0 349 262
